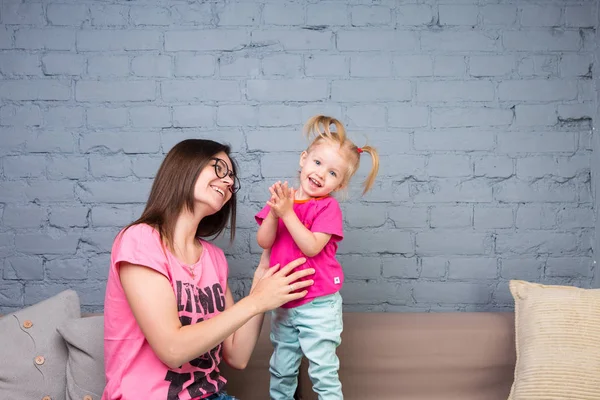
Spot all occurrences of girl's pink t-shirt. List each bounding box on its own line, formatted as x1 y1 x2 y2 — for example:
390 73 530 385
255 196 344 308
102 224 229 400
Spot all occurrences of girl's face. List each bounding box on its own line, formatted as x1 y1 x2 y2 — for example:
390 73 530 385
297 141 347 200
193 152 235 213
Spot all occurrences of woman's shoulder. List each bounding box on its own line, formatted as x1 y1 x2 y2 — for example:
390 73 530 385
116 223 162 248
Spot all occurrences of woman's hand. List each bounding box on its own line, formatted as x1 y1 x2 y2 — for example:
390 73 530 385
248 257 314 313
250 249 271 293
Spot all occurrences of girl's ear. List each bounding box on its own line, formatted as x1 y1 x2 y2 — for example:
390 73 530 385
299 151 308 168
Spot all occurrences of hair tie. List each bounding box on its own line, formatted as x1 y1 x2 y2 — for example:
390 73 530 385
356 147 363 154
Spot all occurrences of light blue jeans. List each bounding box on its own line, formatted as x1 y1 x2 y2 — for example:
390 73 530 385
269 292 343 400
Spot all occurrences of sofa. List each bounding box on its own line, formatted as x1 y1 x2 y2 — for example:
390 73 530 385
0 289 517 400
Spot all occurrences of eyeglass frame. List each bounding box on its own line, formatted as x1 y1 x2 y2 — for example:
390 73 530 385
210 157 241 194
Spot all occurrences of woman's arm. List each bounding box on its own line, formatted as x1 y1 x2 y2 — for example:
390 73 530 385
257 211 278 249
119 257 313 369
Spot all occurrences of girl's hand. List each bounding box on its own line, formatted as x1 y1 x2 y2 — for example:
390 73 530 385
248 257 314 313
267 181 295 219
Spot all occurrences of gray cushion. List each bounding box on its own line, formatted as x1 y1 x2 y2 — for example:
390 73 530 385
57 316 105 400
0 289 80 400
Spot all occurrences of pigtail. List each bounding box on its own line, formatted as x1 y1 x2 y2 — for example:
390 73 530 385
357 144 379 195
304 115 347 144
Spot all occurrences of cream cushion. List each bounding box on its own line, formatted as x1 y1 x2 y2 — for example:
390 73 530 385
509 280 600 400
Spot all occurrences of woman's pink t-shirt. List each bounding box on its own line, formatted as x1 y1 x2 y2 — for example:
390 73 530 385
103 224 229 400
255 196 344 308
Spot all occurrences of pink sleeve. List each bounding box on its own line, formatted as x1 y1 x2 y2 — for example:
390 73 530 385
255 204 271 225
311 198 344 241
113 224 170 279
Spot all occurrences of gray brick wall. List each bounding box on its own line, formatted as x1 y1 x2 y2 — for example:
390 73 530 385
0 0 597 313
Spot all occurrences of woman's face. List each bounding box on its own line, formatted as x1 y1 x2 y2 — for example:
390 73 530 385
193 152 235 213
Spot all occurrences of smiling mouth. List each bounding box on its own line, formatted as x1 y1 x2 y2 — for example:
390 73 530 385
211 186 225 197
309 177 322 187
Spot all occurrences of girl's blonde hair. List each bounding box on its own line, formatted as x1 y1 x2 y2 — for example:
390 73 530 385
303 115 379 195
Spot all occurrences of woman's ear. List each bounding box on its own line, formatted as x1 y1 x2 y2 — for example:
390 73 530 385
299 151 308 168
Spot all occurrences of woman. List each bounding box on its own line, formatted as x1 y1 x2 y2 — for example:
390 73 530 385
102 139 314 400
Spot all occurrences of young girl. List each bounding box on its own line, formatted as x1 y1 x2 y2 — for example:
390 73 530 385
255 116 379 400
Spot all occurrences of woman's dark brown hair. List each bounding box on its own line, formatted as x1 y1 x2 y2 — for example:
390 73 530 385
124 139 237 250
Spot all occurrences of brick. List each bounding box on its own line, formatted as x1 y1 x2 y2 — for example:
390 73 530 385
344 205 386 228
387 105 428 128
247 79 327 101
546 257 593 278
306 3 349 26
474 156 513 178
77 181 152 203
382 257 419 279
16 233 80 255
215 2 260 26
503 31 581 52
89 155 132 178
496 232 578 256
26 129 77 153
515 105 557 126
87 55 129 77
4 155 46 178
431 107 512 128
434 56 466 77
340 255 381 280
47 4 88 26
92 206 135 227
474 206 514 229
263 3 304 25
480 5 517 25
1 104 42 127
418 81 494 102
246 128 306 152
305 54 347 77
388 206 428 229
518 55 559 77
49 206 89 228
438 5 478 26
0 27 12 49
396 5 434 26
0 282 24 307
252 29 333 50
430 206 472 228
337 30 417 51
261 54 302 77
259 153 303 178
174 54 215 77
448 258 498 279
381 155 427 180
257 105 302 127
417 231 492 255
131 156 163 179
500 258 543 280
47 155 87 180
130 6 171 26
25 180 75 202
558 102 593 121
351 5 392 26
497 132 577 153
16 29 76 50
427 155 471 177
0 80 71 101
560 54 593 77
420 257 447 278
469 55 515 77
413 282 492 304
350 55 392 77
0 182 28 202
162 80 240 102
565 5 596 28
3 257 44 280
339 230 413 254
162 129 244 154
172 105 215 128
218 54 260 77
557 206 594 229
414 129 494 151
46 259 88 280
77 30 161 51
217 105 257 127
515 205 558 229
411 179 493 203
87 107 128 128
0 52 41 75
77 81 155 102
43 107 85 128
301 104 343 123
90 4 128 26
130 106 171 128
80 131 160 154
2 2 44 24
346 105 386 128
132 55 171 77
332 80 411 102
520 5 562 27
495 179 577 203
3 205 46 228
421 31 499 52
393 55 433 77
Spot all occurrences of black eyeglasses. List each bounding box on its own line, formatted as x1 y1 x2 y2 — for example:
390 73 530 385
211 158 241 194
